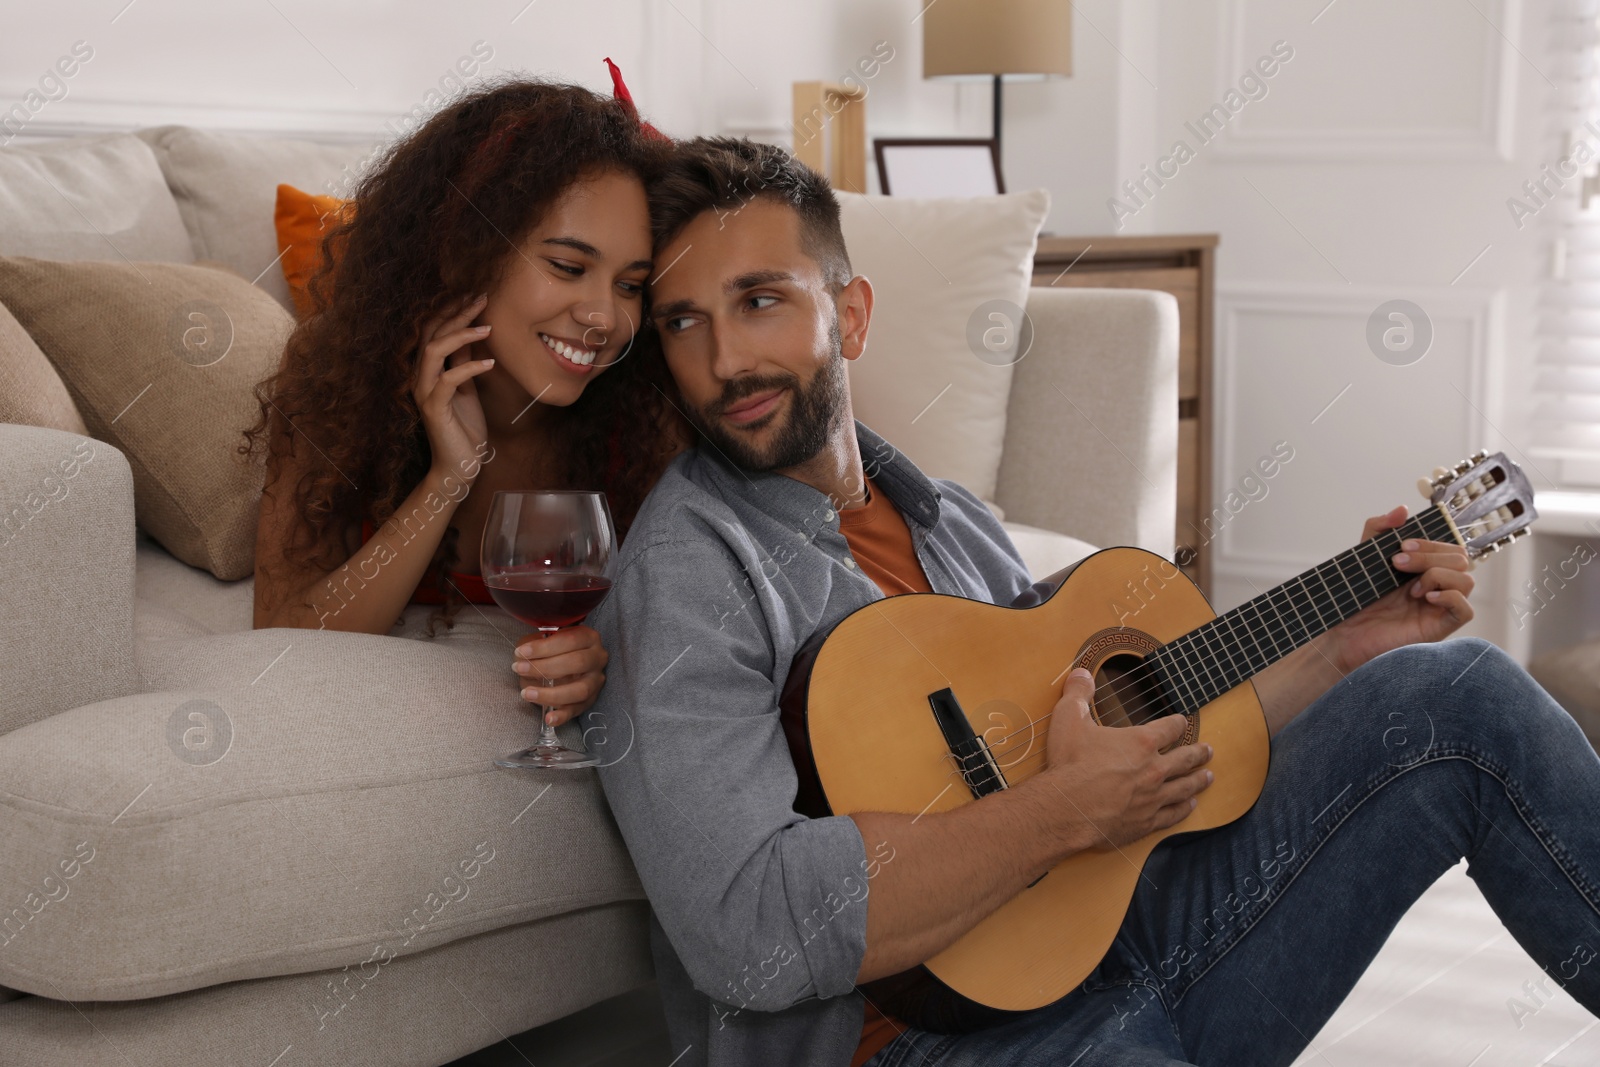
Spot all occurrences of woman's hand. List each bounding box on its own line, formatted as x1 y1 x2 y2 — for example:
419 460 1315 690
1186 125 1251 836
513 626 610 726
413 292 494 482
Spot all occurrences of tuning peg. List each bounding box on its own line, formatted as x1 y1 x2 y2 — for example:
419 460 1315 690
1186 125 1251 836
1491 529 1531 551
1417 477 1436 499
1470 449 1488 463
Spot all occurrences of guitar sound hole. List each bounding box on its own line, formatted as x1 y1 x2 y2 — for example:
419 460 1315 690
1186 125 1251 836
1092 652 1175 729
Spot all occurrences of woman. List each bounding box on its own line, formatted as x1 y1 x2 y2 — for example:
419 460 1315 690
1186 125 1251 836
243 74 688 729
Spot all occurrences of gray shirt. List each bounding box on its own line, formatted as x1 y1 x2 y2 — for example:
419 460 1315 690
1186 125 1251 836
580 420 1036 1067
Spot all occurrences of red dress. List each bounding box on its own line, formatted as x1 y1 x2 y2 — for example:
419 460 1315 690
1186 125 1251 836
359 519 497 605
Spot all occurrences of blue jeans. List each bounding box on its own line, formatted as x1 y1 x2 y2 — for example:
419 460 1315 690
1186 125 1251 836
863 637 1600 1066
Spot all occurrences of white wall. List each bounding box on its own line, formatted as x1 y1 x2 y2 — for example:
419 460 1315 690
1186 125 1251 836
0 0 1142 235
1 2 667 140
1 0 1550 652
1146 0 1549 656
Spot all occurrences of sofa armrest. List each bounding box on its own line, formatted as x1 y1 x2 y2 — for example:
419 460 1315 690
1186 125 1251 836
993 287 1179 558
0 424 138 734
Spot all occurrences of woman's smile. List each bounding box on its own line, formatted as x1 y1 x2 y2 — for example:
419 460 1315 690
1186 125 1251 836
538 330 599 374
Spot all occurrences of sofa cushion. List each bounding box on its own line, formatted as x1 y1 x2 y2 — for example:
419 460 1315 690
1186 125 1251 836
0 133 195 263
999 520 1098 581
0 604 646 1001
837 189 1049 502
136 126 369 313
0 256 290 580
0 297 85 433
133 530 254 642
0 903 652 1065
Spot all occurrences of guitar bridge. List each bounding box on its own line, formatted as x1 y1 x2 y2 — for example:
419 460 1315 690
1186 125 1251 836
928 688 1008 798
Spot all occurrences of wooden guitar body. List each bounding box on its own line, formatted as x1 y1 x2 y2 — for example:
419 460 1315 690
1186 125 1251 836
795 546 1271 1015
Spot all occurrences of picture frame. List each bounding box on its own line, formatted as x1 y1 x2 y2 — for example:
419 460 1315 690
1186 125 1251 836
873 138 1006 197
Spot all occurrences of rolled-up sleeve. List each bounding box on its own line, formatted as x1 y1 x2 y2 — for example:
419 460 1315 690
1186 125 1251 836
582 537 869 1013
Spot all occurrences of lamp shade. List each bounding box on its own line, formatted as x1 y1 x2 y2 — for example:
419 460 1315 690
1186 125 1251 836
923 0 1072 79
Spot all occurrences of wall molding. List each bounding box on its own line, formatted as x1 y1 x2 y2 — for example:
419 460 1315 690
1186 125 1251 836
1212 281 1507 573
0 0 662 147
1207 0 1519 162
0 94 390 143
719 119 793 145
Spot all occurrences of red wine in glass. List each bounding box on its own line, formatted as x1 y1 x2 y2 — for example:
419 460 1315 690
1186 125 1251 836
481 490 615 770
486 573 613 630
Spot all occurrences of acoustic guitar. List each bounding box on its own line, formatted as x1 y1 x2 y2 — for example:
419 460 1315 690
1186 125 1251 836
778 450 1538 1033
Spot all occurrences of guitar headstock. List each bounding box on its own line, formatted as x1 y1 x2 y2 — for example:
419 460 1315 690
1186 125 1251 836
1418 450 1537 559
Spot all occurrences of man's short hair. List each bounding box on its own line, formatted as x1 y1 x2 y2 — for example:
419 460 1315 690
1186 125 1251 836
649 136 853 294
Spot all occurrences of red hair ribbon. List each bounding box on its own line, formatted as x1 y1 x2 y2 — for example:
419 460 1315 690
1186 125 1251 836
605 57 669 141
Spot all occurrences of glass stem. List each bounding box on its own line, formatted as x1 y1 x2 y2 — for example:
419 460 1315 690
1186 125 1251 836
536 626 560 747
538 701 559 746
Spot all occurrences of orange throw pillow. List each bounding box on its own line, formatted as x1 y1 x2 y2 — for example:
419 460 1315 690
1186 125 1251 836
274 183 351 317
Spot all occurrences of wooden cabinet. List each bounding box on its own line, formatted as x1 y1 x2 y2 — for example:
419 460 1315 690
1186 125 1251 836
1031 234 1218 596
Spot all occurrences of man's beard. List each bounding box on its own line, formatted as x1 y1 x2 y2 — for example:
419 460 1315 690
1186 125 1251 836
689 320 848 473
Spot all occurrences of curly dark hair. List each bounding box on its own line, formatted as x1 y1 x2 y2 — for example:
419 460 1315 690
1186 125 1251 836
241 74 687 633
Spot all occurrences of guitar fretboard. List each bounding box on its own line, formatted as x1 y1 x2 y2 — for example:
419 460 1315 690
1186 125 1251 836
1152 506 1457 713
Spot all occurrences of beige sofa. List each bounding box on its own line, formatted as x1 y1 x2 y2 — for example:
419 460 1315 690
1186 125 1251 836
0 126 1177 1066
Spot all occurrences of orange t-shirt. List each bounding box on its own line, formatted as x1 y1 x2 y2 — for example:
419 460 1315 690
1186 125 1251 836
837 477 933 598
837 477 927 1064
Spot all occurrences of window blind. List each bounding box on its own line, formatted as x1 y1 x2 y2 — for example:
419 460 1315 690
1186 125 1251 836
1533 0 1600 486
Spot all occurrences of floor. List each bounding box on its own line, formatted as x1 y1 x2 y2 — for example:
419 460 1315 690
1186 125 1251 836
1289 862 1600 1067
448 864 1598 1066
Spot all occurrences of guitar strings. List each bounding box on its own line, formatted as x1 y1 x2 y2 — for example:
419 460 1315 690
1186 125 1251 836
934 508 1472 783
1064 514 1450 735
929 515 1452 776
934 575 1432 792
917 524 1451 796
955 555 1387 764
960 536 1402 748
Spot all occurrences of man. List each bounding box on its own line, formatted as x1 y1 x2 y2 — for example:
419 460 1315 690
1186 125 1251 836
578 137 1600 1066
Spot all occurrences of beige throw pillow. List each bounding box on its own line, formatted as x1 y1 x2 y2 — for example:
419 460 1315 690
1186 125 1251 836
836 189 1050 502
0 257 290 579
0 297 87 434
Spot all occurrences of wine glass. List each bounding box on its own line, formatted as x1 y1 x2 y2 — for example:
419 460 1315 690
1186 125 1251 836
481 490 615 769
